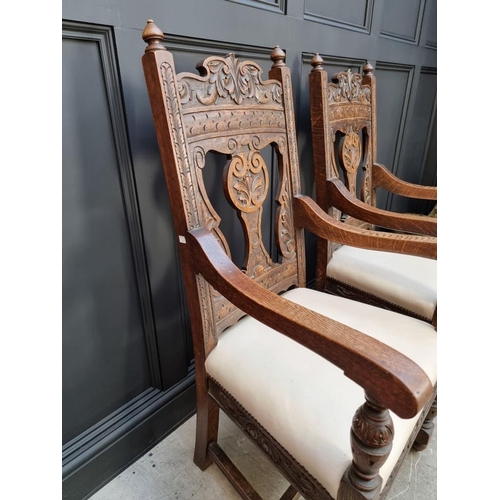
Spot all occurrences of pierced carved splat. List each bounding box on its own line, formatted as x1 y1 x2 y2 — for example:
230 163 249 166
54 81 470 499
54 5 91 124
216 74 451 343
223 136 273 277
144 23 305 347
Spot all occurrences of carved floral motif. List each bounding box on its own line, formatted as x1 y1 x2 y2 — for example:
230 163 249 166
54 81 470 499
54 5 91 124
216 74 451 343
341 127 362 174
226 150 269 213
178 53 282 106
329 69 371 104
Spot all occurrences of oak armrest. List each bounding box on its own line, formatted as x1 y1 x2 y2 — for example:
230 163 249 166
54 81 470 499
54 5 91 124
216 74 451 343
187 227 434 419
293 195 436 260
328 178 437 236
373 163 437 200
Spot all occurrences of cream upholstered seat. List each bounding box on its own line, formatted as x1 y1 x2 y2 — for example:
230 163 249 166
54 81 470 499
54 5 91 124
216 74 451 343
206 287 437 499
326 246 437 322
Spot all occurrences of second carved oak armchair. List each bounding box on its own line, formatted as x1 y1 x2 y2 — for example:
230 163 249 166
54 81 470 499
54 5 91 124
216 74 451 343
142 20 437 500
309 55 437 326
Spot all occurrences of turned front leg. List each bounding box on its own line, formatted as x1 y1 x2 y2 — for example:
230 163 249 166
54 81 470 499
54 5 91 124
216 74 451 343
338 393 394 500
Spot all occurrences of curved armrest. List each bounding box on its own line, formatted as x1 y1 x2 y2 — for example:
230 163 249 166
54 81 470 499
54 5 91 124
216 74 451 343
328 179 437 236
293 195 436 260
187 228 434 419
373 163 437 200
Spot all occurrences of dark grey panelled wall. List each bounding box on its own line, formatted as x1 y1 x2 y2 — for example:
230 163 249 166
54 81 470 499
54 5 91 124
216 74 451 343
62 0 437 498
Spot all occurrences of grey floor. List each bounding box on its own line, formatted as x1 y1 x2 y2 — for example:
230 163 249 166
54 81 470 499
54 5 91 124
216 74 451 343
89 412 437 500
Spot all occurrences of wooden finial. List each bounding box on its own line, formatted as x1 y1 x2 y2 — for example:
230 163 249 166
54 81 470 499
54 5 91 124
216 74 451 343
310 53 324 72
142 19 166 53
363 62 374 76
270 46 286 68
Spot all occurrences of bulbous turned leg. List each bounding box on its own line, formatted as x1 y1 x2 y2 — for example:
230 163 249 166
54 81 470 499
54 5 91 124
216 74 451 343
413 396 437 452
338 393 394 500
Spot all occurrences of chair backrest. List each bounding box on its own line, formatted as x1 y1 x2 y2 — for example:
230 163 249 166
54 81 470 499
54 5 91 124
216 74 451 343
309 55 378 220
141 20 306 357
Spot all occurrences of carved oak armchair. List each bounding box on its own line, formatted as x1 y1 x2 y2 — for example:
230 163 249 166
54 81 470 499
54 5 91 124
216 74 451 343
309 55 437 326
141 20 437 500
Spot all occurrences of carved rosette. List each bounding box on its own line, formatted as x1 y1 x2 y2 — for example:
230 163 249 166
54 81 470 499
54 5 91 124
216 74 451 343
178 53 282 106
329 69 371 104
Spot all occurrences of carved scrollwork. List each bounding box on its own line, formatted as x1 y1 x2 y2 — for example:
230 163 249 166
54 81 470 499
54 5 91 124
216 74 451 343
274 137 295 259
193 145 206 169
179 53 283 106
329 70 371 104
277 187 296 259
177 78 192 104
